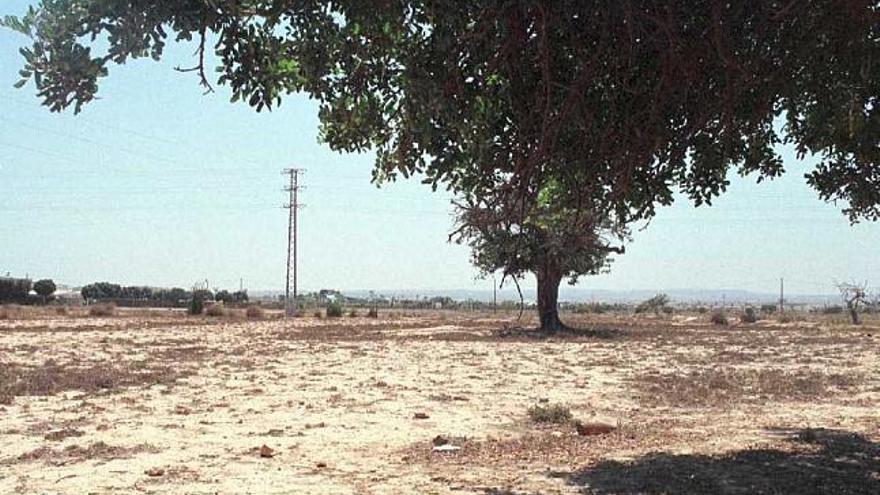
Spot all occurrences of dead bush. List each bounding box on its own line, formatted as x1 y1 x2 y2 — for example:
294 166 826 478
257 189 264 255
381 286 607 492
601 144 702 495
245 305 265 319
205 303 227 317
88 303 116 317
527 403 573 424
778 312 802 323
710 310 728 326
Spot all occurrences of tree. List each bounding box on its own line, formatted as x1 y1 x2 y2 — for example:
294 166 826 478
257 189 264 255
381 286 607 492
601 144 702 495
4 2 878 216
80 282 122 302
4 2 879 328
232 290 249 303
837 282 869 325
454 178 626 331
33 279 56 304
0 277 31 303
188 289 214 315
215 290 233 304
635 294 671 315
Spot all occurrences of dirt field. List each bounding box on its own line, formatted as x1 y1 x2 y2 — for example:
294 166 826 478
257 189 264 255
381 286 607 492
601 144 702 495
1 309 878 494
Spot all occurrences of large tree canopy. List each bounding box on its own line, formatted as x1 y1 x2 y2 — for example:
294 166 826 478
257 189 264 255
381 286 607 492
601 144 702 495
3 1 879 329
4 1 879 222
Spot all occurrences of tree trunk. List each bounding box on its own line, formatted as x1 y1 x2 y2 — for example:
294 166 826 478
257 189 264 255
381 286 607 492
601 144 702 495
536 264 565 332
848 304 861 325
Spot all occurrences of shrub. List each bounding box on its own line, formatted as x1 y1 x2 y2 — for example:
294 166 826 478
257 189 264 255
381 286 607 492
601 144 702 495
527 403 573 424
661 305 674 315
367 307 379 318
188 297 203 315
710 310 728 326
245 305 265 319
696 306 708 314
88 303 116 317
348 308 358 317
188 290 215 315
635 293 670 314
822 305 844 314
205 304 227 317
313 310 323 318
740 307 757 324
326 301 343 318
54 306 69 316
760 304 777 314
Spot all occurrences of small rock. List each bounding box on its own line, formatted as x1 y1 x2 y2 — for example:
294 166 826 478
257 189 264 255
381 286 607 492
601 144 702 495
316 462 327 468
575 421 617 437
145 467 165 477
432 435 449 446
413 412 429 420
266 428 284 437
259 445 275 458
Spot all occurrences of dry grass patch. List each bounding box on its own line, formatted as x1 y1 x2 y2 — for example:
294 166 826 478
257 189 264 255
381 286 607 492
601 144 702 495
407 420 688 468
44 428 86 442
0 359 187 403
205 304 227 317
245 305 265 319
88 303 116 317
10 441 159 466
636 367 859 408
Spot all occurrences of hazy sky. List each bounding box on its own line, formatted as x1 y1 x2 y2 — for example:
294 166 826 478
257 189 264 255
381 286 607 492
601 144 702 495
1 2 878 295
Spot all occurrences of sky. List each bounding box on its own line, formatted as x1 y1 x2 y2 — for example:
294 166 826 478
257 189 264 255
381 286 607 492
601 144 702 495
1 3 878 297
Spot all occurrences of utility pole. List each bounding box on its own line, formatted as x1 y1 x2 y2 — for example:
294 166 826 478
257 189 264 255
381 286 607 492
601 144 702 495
779 277 784 314
283 168 305 317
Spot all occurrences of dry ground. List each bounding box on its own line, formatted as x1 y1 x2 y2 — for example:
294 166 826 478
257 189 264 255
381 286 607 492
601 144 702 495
0 308 878 494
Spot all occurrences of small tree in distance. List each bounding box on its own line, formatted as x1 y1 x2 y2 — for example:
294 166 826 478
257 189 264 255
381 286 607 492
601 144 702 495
215 290 233 304
33 279 56 304
837 282 869 325
635 294 671 315
454 179 627 332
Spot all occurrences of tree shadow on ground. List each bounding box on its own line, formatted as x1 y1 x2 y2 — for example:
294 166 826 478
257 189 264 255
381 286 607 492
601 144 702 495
493 325 625 341
552 428 879 495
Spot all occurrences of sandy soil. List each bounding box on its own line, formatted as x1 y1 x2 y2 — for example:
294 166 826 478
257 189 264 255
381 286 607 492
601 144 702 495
0 311 877 494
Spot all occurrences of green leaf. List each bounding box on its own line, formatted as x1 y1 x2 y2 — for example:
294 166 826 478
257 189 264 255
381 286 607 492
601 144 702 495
13 79 27 89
